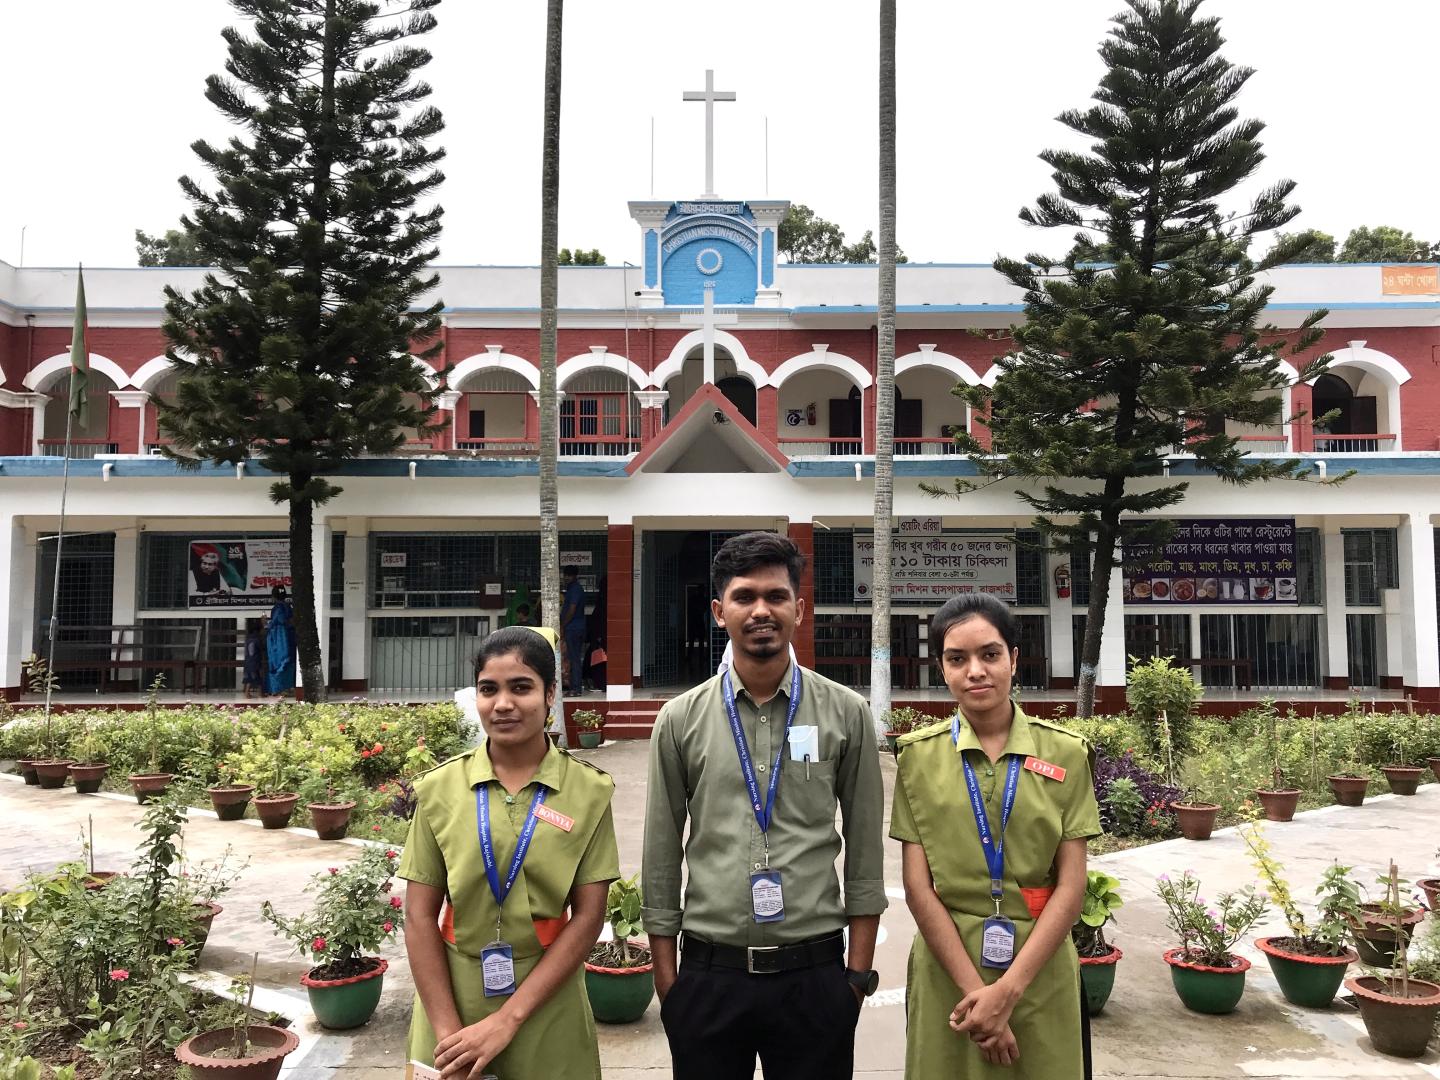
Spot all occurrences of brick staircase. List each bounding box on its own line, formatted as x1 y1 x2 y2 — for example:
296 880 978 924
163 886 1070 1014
599 701 665 739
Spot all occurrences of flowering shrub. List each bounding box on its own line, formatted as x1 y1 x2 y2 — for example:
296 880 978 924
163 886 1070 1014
1093 751 1180 837
260 847 402 978
1239 821 1361 957
1155 871 1268 967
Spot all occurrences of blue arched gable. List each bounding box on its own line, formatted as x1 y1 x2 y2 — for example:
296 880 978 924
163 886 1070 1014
659 204 758 305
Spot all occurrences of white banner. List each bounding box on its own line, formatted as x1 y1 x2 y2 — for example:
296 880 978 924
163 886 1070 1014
854 534 1016 604
187 538 292 609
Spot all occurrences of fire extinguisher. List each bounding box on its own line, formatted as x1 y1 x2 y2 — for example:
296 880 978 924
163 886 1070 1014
1053 563 1072 599
806 401 817 426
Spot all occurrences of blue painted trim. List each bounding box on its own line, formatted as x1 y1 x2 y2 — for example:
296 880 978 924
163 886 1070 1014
1269 301 1440 310
644 230 658 288
761 229 775 288
790 305 1026 314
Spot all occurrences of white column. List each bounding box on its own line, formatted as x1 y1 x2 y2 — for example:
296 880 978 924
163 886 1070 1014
30 398 47 454
342 524 369 687
1047 552 1075 686
0 517 30 697
111 524 138 688
1097 563 1127 689
299 520 332 689
1323 524 1348 685
435 390 462 450
1398 514 1438 693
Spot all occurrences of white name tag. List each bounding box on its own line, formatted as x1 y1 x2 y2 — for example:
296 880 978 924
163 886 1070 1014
788 725 819 761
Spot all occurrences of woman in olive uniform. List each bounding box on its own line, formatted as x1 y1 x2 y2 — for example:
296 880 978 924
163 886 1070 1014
891 594 1101 1079
401 625 620 1079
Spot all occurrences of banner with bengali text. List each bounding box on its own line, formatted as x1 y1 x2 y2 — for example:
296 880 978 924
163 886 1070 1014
854 534 1016 604
1123 519 1297 604
187 538 292 609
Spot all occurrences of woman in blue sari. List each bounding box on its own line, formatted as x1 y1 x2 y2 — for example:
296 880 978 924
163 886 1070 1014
265 586 297 696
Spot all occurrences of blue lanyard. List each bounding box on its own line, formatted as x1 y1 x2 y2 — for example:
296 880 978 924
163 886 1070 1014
722 664 803 834
476 783 548 914
954 719 1022 902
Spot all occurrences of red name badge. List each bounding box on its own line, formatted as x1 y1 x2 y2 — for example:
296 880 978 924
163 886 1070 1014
1023 756 1066 782
534 804 575 833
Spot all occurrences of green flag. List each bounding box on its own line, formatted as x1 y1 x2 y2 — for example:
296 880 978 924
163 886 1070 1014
68 268 89 428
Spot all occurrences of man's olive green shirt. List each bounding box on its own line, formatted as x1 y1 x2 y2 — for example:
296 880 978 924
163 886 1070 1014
641 661 888 947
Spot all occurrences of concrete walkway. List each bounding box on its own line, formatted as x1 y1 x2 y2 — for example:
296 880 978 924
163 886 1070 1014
4 746 1438 1078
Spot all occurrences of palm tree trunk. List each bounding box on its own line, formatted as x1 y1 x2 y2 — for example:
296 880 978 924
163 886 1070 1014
539 0 565 739
1076 516 1119 719
870 0 897 736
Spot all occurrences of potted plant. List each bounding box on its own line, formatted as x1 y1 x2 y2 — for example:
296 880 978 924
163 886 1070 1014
301 771 358 841
206 761 256 821
1155 871 1268 1014
67 720 110 795
1169 784 1222 841
1240 822 1360 1007
1072 870 1124 1016
574 709 606 750
1380 723 1424 796
248 725 302 829
175 846 246 964
1348 867 1428 969
128 675 175 803
175 960 300 1079
1418 849 1440 912
585 874 654 1023
882 707 928 754
1253 704 1301 822
260 847 401 1029
1345 862 1440 1058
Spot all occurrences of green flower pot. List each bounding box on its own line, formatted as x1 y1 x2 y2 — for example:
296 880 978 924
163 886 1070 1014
1078 946 1122 1016
584 961 654 1023
302 958 388 1030
1256 938 1355 1008
577 729 604 749
1163 949 1249 1014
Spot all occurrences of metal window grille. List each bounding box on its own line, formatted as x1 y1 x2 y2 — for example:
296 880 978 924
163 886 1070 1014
1070 549 1091 608
330 533 345 610
812 613 925 690
1199 613 1320 690
1343 528 1397 606
814 529 856 606
1014 530 1047 607
1345 613 1380 689
33 533 116 690
1295 528 1321 605
1015 614 1048 689
368 615 494 692
1124 614 1191 663
369 531 606 611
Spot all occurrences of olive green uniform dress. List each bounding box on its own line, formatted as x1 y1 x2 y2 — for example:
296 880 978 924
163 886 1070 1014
890 708 1101 1080
399 741 620 1079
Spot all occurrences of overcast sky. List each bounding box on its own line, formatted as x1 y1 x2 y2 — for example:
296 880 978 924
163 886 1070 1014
2 0 1436 270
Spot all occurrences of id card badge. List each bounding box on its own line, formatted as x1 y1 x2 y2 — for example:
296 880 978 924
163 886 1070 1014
788 725 819 762
750 870 785 923
980 915 1016 970
480 941 516 997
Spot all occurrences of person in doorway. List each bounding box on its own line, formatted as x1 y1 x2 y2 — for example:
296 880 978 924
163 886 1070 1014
891 593 1100 1079
264 586 296 696
642 531 887 1080
242 618 264 698
559 566 587 696
584 575 608 692
401 625 619 1079
514 603 535 627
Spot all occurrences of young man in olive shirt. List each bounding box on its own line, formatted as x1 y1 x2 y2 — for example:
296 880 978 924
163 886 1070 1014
642 531 887 1080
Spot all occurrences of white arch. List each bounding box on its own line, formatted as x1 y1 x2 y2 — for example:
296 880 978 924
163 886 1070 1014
412 355 440 391
1310 344 1410 450
652 330 767 389
896 349 982 387
557 352 648 390
770 351 872 391
978 357 1015 389
130 355 197 392
448 351 539 391
24 353 130 393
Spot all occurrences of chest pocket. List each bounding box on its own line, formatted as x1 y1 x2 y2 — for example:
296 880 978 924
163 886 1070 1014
777 755 836 825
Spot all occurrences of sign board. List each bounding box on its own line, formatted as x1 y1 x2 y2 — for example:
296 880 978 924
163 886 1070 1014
1123 518 1298 604
559 551 594 568
854 534 1016 603
187 539 291 609
895 516 943 535
380 552 408 568
1381 265 1440 295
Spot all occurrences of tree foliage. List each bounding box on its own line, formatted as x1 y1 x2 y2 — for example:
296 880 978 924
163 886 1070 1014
134 229 206 267
158 0 447 701
939 0 1335 717
558 247 605 265
778 203 907 264
1270 224 1437 264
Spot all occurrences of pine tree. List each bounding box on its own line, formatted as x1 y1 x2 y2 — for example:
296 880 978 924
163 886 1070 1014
942 0 1336 717
159 0 446 702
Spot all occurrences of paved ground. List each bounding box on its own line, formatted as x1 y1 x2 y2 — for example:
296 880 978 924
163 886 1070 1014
5 744 1438 1078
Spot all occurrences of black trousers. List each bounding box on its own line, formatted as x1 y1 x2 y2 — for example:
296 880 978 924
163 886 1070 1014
661 957 863 1080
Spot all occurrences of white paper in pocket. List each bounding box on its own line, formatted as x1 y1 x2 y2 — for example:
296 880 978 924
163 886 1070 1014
788 725 819 761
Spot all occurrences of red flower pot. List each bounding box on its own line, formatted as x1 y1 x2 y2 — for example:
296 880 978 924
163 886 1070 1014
68 762 110 794
1427 756 1440 783
1381 765 1423 796
308 801 357 841
207 784 255 821
1170 801 1220 840
1254 788 1301 822
1326 774 1369 806
1418 878 1440 912
254 793 300 830
174 1023 299 1080
18 759 41 785
128 772 175 803
33 759 76 789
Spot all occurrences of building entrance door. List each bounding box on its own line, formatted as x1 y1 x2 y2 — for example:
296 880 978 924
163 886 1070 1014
639 530 741 688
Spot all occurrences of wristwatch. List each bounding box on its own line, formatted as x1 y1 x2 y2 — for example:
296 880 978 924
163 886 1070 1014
846 968 880 997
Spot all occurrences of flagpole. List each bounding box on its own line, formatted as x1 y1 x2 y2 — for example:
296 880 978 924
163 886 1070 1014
42 392 75 740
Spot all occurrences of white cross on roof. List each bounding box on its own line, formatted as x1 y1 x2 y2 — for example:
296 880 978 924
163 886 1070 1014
682 69 736 199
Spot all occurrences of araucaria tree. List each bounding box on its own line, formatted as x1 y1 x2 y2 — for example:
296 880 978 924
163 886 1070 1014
946 0 1333 717
160 0 446 702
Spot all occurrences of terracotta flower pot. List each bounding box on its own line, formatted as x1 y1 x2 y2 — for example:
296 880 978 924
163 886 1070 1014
1417 878 1440 912
1163 948 1250 1014
254 793 300 830
1326 774 1369 806
1169 801 1221 840
83 870 120 891
18 759 41 785
308 801 357 841
128 772 175 804
191 901 225 957
1255 937 1356 1008
1348 903 1426 968
33 759 76 789
1078 945 1123 1016
1380 765 1423 796
301 957 388 1029
207 784 255 821
1428 756 1440 783
68 762 110 794
1254 788 1301 822
1345 975 1440 1058
174 1023 299 1080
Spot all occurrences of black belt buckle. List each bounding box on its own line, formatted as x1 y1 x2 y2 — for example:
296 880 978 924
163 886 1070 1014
746 945 783 974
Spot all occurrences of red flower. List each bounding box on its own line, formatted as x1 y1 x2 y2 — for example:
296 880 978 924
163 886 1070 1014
361 750 372 759
338 723 346 732
109 969 130 981
389 896 404 910
382 920 394 932
12 1021 28 1031
166 937 185 946
373 743 385 754
312 937 327 952
328 867 340 875
380 723 390 732
371 824 382 833
384 850 399 860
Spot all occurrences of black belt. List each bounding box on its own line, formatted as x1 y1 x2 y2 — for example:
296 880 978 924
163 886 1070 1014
680 931 845 975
